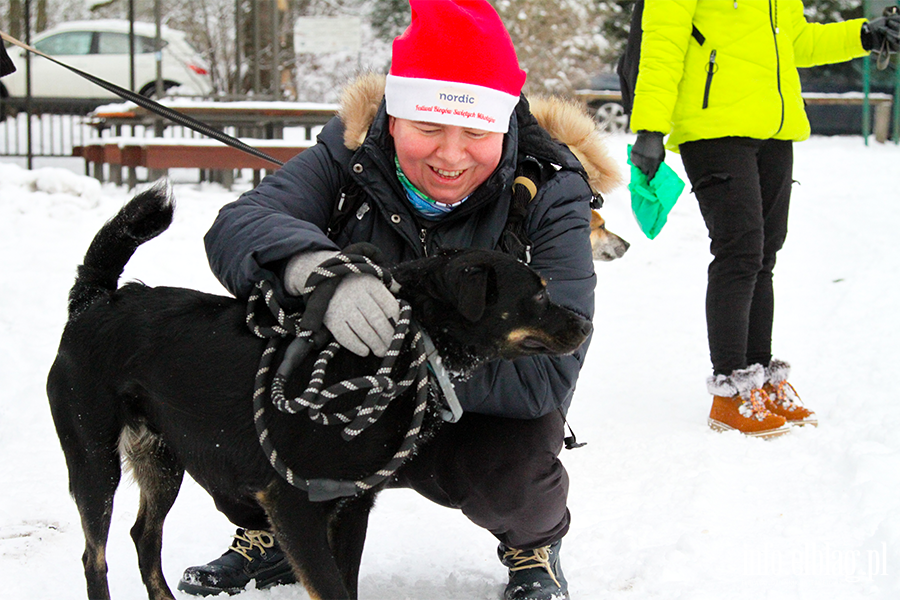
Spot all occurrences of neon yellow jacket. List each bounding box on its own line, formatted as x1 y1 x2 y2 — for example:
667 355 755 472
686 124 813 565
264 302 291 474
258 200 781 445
630 0 869 151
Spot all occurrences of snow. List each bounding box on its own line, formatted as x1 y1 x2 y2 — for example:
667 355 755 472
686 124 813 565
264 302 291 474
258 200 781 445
1 134 899 599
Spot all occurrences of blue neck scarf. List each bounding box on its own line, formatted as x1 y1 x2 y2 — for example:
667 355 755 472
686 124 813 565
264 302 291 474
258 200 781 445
395 155 467 221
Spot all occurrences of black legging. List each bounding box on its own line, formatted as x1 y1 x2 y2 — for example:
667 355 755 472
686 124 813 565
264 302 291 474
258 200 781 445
680 137 793 376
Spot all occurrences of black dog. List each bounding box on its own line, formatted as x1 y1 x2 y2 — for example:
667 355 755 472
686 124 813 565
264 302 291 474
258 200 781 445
47 186 592 600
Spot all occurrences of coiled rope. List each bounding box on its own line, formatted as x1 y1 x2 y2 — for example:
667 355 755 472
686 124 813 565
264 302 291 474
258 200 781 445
246 252 431 502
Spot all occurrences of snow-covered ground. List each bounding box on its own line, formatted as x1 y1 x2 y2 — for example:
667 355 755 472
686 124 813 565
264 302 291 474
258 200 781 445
1 134 899 599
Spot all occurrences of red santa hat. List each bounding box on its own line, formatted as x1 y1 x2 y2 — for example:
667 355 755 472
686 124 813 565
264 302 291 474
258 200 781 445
385 0 526 134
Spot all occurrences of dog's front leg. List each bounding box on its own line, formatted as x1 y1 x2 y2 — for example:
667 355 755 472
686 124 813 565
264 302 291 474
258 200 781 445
257 482 352 599
328 494 376 599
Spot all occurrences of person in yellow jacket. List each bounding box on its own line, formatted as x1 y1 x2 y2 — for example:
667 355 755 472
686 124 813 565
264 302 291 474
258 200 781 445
629 1 900 437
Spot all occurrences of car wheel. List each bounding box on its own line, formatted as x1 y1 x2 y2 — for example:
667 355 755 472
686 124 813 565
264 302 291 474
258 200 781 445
594 102 629 134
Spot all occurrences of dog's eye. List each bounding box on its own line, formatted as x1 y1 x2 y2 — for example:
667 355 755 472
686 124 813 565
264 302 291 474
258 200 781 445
533 290 547 304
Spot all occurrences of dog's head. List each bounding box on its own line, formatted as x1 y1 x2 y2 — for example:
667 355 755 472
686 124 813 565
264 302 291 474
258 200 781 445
590 209 629 262
392 249 592 374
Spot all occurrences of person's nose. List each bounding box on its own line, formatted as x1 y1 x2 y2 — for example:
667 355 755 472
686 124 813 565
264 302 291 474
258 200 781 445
434 132 467 165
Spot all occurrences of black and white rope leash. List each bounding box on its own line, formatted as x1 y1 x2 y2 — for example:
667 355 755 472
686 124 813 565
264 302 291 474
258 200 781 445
246 252 456 502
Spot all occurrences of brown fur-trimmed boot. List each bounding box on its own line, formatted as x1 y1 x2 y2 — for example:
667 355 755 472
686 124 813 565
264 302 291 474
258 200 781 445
763 359 817 427
707 364 791 439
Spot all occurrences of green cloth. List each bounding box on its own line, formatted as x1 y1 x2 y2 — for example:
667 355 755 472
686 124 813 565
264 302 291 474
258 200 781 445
627 144 685 240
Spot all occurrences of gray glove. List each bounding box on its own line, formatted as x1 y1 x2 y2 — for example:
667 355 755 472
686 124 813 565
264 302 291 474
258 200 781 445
862 14 900 54
284 250 400 357
631 130 666 180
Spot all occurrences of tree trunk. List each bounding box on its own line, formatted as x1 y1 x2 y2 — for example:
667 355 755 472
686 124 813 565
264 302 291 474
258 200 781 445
8 0 23 39
36 0 48 33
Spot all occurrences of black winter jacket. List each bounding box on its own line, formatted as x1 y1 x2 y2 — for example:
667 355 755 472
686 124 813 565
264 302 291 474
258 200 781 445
205 79 618 418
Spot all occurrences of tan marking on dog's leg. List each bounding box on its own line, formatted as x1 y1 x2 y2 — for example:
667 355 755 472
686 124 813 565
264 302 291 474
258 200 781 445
254 488 320 599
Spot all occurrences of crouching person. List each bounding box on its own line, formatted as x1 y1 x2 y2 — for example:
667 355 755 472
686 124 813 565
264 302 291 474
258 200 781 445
181 1 620 598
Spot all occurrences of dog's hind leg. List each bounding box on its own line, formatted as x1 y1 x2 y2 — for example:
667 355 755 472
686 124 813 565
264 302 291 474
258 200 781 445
64 433 121 599
121 425 185 600
72 450 120 600
328 495 375 599
257 482 352 599
47 372 121 600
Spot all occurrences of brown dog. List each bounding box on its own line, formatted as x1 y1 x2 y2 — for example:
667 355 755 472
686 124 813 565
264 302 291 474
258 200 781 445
590 209 630 261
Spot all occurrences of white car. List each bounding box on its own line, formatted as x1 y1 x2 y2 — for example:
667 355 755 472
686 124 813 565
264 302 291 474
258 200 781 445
1 19 212 100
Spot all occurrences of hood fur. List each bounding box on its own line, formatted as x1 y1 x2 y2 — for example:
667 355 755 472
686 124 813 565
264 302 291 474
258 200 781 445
338 73 623 195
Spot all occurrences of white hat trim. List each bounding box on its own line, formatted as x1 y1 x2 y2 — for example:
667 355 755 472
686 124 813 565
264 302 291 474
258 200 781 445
385 74 518 134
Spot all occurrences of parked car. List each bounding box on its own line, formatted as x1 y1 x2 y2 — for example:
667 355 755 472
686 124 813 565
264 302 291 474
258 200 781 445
580 72 629 134
1 20 212 102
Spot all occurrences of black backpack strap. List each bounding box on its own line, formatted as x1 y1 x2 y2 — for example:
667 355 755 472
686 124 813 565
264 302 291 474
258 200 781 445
499 156 548 264
692 25 705 46
616 0 644 115
617 1 703 115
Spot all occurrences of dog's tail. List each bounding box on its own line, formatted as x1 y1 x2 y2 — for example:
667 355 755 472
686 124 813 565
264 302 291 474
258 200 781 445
68 182 175 319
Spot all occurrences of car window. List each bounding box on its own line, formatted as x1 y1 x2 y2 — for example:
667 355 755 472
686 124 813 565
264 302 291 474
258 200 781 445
34 31 93 56
137 35 164 53
96 32 164 54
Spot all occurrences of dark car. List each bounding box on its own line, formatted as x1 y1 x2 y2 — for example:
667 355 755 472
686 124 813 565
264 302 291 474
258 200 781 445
579 72 629 134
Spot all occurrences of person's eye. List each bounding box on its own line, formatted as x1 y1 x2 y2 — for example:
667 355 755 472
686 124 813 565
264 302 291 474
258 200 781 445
412 122 441 135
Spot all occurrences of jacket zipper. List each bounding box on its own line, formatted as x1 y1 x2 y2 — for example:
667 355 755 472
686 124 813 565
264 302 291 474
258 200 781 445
419 228 429 257
702 49 717 109
769 0 785 134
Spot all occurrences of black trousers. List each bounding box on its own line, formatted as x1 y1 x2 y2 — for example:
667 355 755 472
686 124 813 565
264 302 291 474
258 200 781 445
680 137 793 376
214 411 570 551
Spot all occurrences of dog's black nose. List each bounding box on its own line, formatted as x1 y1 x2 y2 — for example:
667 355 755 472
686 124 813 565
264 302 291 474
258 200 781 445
579 320 593 338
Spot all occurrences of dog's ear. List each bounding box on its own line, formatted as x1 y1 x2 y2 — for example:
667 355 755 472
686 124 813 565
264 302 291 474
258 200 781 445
455 265 490 322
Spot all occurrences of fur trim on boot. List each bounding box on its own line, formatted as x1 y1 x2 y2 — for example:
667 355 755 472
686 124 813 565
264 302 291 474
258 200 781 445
707 365 791 438
765 358 791 385
707 364 766 400
763 359 817 427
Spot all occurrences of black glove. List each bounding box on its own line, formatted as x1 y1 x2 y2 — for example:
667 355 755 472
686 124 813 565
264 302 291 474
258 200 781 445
861 14 900 54
630 131 666 180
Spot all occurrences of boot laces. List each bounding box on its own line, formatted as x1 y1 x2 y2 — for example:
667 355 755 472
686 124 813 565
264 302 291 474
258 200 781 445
502 546 562 589
739 388 775 422
770 380 804 411
229 529 276 562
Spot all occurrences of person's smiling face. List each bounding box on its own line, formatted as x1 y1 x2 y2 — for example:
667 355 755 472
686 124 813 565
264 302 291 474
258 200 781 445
389 117 504 205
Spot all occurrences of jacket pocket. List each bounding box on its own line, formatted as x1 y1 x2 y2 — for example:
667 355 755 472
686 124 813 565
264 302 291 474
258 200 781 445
702 49 717 109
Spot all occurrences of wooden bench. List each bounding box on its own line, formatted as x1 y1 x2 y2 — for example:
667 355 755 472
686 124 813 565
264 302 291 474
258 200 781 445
801 92 893 142
573 90 895 141
89 100 339 141
74 137 315 189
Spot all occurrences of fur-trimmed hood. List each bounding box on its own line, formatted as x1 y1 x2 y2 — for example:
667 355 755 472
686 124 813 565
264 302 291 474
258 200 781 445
338 73 623 195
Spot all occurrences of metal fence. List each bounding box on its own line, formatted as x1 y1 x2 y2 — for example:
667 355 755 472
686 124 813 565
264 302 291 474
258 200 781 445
0 98 105 161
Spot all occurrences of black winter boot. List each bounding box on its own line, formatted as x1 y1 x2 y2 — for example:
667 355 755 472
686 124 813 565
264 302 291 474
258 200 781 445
499 540 570 600
177 529 296 596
